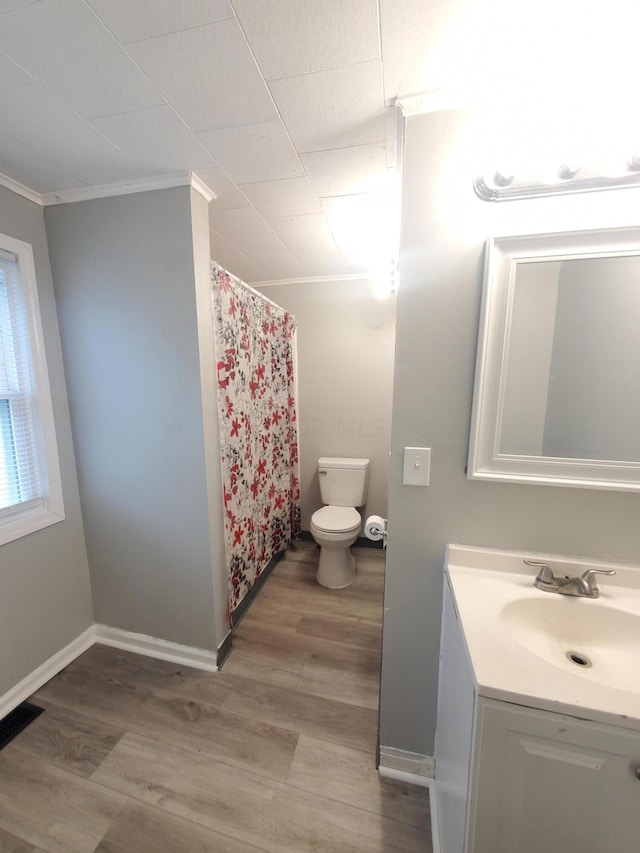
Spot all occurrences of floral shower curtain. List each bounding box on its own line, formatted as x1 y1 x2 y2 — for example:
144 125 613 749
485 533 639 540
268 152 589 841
211 262 301 616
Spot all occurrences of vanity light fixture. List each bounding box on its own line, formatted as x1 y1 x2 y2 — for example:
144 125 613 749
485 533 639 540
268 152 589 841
628 152 640 171
371 257 398 300
474 155 640 201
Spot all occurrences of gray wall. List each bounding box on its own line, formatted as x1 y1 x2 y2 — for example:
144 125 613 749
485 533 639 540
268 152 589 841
379 108 640 757
46 187 224 652
257 278 396 530
0 185 92 697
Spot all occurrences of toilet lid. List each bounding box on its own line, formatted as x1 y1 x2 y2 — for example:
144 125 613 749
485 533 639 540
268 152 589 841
311 505 361 533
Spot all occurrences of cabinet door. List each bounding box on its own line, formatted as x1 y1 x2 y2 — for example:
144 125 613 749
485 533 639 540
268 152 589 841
468 699 640 853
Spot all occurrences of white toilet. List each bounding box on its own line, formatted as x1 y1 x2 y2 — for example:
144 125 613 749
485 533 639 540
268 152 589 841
310 457 369 589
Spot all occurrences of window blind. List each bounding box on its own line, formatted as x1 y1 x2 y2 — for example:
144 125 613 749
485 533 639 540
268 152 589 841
0 250 42 511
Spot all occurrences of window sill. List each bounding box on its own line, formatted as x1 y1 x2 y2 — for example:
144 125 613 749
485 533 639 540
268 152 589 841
0 502 66 547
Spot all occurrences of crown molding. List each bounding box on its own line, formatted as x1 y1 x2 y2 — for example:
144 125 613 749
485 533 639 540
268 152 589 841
40 172 217 206
253 272 370 287
190 172 216 203
0 171 44 206
0 171 217 208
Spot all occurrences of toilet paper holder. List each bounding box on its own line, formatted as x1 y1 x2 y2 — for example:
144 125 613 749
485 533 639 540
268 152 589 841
365 515 387 548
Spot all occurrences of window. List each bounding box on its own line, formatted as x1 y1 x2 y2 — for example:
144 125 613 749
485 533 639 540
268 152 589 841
0 233 64 545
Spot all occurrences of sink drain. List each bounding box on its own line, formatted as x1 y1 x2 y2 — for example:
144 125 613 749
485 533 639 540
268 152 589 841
566 650 592 668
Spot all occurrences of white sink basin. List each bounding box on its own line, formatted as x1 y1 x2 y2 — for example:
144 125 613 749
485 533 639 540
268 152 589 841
445 545 640 730
501 597 640 693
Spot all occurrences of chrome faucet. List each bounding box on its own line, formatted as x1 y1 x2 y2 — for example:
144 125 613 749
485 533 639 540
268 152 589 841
525 559 616 598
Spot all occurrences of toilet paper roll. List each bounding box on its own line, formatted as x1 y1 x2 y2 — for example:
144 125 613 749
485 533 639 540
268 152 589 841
365 515 386 541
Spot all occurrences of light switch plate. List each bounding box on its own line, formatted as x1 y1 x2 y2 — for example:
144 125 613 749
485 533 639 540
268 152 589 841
403 447 431 486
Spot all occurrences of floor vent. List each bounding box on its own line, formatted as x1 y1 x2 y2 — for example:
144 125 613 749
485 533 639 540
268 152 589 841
0 701 44 750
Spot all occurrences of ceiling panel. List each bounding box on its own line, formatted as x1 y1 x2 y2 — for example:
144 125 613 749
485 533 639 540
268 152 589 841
268 213 338 257
0 49 34 90
269 61 386 153
232 0 379 80
0 84 144 186
126 19 277 132
300 142 388 198
197 167 251 209
289 254 367 277
0 0 165 119
238 177 321 217
92 105 219 173
379 0 466 101
210 206 304 279
86 0 234 44
198 121 304 184
0 132 87 193
320 191 398 269
0 0 45 11
210 228 268 284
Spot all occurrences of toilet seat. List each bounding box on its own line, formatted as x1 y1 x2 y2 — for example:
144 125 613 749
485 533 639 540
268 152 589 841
311 505 360 534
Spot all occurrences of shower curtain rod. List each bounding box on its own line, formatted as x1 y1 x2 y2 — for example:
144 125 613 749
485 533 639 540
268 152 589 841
211 261 285 314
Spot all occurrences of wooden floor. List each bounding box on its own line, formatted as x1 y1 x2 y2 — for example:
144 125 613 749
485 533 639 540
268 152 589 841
0 541 431 852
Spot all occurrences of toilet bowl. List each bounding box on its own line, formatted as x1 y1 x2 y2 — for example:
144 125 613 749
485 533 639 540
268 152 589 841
309 457 369 589
310 505 362 588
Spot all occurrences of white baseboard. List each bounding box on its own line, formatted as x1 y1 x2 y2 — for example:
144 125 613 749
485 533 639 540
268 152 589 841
378 765 430 787
0 625 96 719
0 623 220 723
378 749 440 853
425 777 441 853
378 745 435 783
94 624 218 672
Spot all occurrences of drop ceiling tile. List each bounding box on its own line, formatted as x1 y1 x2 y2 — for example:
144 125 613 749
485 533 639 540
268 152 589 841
0 84 143 186
269 61 386 153
198 121 303 183
92 105 219 172
0 49 34 90
0 131 87 193
253 250 304 281
320 190 390 217
210 206 303 279
268 213 338 256
0 0 165 119
196 167 251 210
321 191 399 265
0 0 40 11
379 0 465 102
210 228 268 284
300 142 388 197
232 0 379 80
295 254 367 277
86 0 234 44
126 19 277 132
239 177 321 217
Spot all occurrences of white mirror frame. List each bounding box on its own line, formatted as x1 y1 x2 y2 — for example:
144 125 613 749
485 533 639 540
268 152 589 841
468 225 640 491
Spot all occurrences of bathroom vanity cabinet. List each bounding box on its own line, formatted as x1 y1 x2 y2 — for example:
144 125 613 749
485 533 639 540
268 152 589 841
436 570 640 853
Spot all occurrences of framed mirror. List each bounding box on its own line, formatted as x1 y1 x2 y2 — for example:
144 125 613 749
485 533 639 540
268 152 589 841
468 226 640 491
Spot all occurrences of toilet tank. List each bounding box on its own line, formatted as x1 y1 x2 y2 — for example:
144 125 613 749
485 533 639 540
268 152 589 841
317 457 369 506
